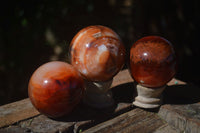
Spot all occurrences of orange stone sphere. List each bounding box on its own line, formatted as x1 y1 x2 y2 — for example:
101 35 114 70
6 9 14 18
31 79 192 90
70 25 125 81
28 61 85 118
130 36 176 88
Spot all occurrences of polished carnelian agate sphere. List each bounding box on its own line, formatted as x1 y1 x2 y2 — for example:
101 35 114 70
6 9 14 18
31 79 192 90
130 36 176 88
70 25 125 81
28 61 84 118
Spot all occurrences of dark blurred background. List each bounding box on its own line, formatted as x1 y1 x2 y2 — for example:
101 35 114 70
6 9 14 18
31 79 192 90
0 0 200 105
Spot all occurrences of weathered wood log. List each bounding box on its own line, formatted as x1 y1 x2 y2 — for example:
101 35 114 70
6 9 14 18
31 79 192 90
0 69 199 133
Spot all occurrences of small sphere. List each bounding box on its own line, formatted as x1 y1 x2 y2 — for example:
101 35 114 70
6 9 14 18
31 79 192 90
130 36 176 88
28 61 85 118
70 25 125 82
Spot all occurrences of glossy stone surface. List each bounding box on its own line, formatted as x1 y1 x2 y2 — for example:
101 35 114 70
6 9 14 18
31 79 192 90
28 61 85 118
70 25 125 82
130 36 176 88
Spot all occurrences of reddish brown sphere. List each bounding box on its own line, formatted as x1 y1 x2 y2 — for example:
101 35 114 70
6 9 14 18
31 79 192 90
28 61 85 118
130 36 176 88
70 25 125 82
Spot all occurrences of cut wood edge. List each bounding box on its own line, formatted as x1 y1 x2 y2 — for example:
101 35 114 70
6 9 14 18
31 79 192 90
158 103 200 133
